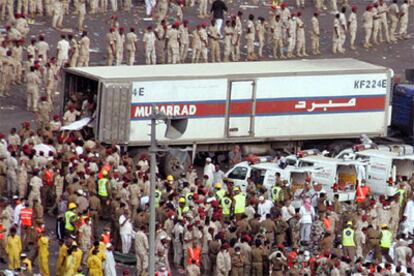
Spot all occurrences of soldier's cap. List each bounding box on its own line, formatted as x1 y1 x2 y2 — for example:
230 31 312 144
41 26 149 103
183 19 189 24
351 5 357 11
201 22 208 28
20 253 27 258
40 96 47 101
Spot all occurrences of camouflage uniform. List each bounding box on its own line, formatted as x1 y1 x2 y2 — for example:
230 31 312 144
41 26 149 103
310 220 325 251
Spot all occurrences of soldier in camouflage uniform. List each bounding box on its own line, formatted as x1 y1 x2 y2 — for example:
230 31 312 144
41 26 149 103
289 215 300 248
310 216 325 251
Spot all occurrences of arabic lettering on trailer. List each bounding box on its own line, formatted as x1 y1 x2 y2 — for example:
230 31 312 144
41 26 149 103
294 98 357 112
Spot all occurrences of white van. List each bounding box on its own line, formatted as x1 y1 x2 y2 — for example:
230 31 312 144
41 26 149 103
350 150 414 196
297 155 359 201
224 161 313 192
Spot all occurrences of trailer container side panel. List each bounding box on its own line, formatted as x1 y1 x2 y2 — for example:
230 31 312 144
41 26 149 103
129 79 228 142
254 73 388 138
128 72 388 143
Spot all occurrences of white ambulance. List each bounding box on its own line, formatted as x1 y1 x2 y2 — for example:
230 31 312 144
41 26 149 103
348 149 414 196
297 155 360 201
224 160 314 192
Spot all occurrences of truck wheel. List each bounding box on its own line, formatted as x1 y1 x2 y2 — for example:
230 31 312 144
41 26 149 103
161 151 191 179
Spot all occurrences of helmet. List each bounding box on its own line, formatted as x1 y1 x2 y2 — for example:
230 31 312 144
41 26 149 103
346 221 353 226
233 186 241 192
166 175 174 181
178 198 186 203
215 183 222 189
380 224 388 229
102 170 108 176
68 203 77 209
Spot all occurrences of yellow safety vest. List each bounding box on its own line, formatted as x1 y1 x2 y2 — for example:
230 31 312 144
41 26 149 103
185 192 193 207
221 197 232 215
398 189 406 206
215 189 225 201
177 206 189 219
98 178 108 197
342 227 355 247
233 193 246 214
271 186 282 202
380 230 392 248
65 210 77 231
155 190 162 208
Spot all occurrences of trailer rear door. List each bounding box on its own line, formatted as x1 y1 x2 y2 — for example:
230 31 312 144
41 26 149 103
98 82 131 144
227 81 255 137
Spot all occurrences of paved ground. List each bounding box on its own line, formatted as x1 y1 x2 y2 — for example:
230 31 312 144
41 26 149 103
0 0 413 274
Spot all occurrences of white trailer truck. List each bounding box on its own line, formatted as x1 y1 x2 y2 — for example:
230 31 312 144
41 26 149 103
63 58 392 176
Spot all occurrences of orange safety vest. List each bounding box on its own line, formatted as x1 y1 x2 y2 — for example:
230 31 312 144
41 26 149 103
187 246 201 266
323 217 332 231
356 185 369 203
20 207 33 227
43 169 54 186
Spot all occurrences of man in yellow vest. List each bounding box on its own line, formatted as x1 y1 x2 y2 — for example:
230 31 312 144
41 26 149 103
65 203 79 237
98 171 111 219
233 186 246 220
271 183 283 205
177 197 189 220
380 224 393 263
397 182 407 207
221 193 232 221
342 221 356 262
215 183 225 201
155 187 162 208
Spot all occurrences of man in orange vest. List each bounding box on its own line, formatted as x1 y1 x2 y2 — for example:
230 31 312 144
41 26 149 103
356 180 371 207
187 241 201 267
321 212 333 233
19 201 33 250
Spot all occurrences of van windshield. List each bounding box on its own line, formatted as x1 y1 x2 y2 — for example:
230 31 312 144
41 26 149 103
228 166 248 180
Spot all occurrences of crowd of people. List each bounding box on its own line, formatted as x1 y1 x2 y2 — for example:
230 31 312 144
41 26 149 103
0 0 413 275
1 112 414 275
0 0 413 106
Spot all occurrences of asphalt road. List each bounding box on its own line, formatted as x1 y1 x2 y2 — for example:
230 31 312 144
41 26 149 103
0 0 413 274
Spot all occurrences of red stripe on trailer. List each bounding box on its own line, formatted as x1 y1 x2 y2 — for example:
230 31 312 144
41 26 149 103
130 95 386 120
